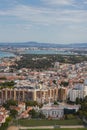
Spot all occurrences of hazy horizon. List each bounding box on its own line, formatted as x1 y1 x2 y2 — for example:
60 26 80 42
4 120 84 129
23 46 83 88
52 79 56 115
0 41 87 45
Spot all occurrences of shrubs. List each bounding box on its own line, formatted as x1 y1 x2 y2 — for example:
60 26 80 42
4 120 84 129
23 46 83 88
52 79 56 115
65 114 76 120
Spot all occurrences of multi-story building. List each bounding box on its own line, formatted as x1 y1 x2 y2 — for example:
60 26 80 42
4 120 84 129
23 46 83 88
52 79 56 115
0 86 58 104
40 104 64 119
58 87 67 101
68 83 87 102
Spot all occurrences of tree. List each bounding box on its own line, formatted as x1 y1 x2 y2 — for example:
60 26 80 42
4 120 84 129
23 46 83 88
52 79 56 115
10 109 18 118
53 80 57 85
1 122 8 130
3 100 17 110
39 112 46 119
60 81 69 87
6 116 12 123
0 81 15 88
75 97 82 104
77 96 87 119
28 109 39 118
54 101 58 105
28 109 45 119
83 111 87 119
26 101 38 107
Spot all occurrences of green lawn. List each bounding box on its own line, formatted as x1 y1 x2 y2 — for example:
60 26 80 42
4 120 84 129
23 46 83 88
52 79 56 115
19 128 87 130
14 118 83 127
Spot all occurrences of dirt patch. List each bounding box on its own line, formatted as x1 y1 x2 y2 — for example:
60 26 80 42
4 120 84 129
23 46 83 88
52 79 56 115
7 126 19 130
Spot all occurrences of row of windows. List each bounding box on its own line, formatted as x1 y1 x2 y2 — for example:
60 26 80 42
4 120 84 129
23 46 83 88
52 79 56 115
43 110 63 116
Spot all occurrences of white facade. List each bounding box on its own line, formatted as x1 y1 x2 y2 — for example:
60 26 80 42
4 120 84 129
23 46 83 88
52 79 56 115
84 85 87 97
69 89 84 102
41 105 64 119
68 84 87 102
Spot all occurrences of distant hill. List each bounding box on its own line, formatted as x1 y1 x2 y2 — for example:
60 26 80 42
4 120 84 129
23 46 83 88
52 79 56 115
68 43 87 48
0 42 87 48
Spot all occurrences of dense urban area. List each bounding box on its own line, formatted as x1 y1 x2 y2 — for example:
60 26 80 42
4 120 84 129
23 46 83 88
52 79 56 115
0 46 87 130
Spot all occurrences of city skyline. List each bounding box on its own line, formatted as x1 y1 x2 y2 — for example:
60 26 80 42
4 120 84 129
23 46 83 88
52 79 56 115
0 0 87 44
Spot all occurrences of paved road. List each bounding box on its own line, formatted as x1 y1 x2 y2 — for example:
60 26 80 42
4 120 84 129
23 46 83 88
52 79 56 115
19 125 84 129
60 125 84 128
19 126 54 129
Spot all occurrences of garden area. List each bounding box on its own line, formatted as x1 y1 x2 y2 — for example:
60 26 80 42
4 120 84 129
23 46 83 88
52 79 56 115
14 118 83 127
20 129 87 130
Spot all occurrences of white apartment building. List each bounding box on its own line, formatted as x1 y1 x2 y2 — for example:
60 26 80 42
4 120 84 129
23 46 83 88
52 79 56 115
68 83 87 102
41 105 64 119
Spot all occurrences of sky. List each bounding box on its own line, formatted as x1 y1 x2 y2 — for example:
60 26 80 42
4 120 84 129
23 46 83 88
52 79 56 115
0 0 87 44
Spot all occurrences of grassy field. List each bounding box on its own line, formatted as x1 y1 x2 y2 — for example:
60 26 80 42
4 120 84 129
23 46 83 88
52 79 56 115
20 129 87 130
14 118 83 127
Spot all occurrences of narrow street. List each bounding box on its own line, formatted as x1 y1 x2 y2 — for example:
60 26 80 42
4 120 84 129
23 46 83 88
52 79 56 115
19 125 84 129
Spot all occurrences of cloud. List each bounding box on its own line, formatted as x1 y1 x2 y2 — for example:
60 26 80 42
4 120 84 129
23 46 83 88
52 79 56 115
0 0 19 8
82 0 87 4
0 0 87 43
41 0 87 10
14 23 32 30
41 0 74 6
0 3 87 27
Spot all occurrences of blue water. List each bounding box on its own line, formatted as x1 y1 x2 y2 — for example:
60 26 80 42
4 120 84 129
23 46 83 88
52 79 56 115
24 49 73 55
0 51 15 58
0 50 73 58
